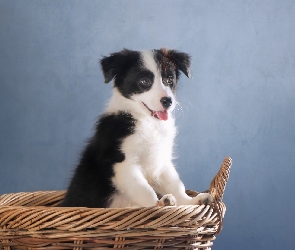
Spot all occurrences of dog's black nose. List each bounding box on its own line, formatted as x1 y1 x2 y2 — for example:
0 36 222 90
160 97 172 109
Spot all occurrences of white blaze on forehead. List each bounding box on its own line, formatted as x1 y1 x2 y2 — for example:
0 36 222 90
137 50 176 114
140 50 160 77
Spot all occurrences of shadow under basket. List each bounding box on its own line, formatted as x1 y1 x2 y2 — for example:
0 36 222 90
0 157 232 250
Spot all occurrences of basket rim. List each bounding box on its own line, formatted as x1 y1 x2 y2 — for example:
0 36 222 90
0 190 224 233
0 158 231 236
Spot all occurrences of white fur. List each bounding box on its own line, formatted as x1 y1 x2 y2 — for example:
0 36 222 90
105 51 211 208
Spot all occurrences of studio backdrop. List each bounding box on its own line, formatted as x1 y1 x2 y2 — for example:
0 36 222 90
1 1 295 249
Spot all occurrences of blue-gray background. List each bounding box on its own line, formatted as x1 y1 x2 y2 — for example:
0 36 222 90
1 0 294 249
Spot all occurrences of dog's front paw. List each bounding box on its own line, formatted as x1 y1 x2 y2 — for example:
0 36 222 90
193 193 213 205
156 194 177 206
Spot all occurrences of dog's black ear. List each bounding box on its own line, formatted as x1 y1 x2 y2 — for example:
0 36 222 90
100 49 138 83
100 51 122 83
164 49 191 78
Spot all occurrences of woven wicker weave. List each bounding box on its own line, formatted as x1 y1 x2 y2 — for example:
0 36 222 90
0 157 232 250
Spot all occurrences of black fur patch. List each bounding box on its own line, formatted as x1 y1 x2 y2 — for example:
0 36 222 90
100 49 155 99
60 112 136 208
118 68 155 98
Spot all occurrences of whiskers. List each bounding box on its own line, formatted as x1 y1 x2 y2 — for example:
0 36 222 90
172 101 191 119
173 103 183 118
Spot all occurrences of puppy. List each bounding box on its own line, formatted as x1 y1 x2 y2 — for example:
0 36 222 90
60 48 213 208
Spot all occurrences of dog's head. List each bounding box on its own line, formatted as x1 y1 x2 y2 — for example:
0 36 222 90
100 48 191 121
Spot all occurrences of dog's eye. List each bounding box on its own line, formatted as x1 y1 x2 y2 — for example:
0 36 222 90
139 77 152 86
166 76 173 85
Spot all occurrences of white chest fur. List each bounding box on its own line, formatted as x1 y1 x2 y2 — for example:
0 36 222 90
110 113 177 208
121 115 176 181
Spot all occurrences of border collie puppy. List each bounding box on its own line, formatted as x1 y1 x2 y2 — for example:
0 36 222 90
60 48 213 208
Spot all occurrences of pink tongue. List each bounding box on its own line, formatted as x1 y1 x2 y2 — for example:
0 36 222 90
154 110 168 121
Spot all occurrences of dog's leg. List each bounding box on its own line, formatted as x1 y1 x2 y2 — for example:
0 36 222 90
155 163 213 206
112 162 160 207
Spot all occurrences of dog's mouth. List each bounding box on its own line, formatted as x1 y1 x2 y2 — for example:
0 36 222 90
142 103 168 121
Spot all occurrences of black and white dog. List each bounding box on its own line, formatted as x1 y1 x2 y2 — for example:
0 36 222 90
60 48 213 208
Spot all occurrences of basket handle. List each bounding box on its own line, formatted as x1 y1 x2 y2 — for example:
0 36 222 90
209 157 232 202
208 157 232 235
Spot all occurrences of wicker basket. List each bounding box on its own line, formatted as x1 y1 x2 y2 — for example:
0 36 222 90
0 157 232 250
